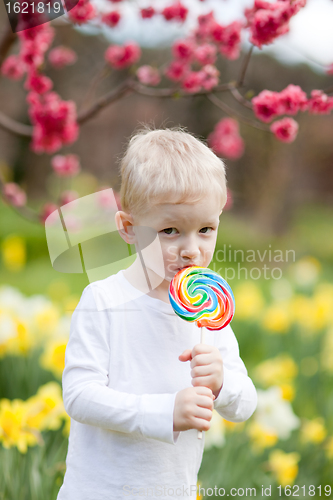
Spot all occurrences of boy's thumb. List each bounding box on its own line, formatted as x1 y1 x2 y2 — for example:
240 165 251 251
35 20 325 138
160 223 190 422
179 349 192 361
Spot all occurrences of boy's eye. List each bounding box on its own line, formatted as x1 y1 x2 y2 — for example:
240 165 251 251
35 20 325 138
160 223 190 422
200 227 213 234
162 227 177 235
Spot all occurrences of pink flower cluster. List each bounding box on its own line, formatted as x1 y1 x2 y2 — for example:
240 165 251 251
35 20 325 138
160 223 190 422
245 0 307 48
252 85 333 122
68 0 96 24
105 41 141 69
208 118 244 160
194 11 243 60
102 10 121 27
162 1 188 22
2 183 27 207
136 65 161 86
27 91 79 154
51 154 81 177
270 117 299 143
165 58 219 92
48 46 77 69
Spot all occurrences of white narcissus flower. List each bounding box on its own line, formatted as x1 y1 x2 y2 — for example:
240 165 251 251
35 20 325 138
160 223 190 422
204 410 226 450
255 386 300 439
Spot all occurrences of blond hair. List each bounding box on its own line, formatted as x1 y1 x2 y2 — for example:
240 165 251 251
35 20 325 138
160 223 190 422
118 123 227 217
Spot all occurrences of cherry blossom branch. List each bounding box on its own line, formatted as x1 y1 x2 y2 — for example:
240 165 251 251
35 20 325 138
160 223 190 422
207 93 269 132
0 111 33 136
77 78 135 124
129 80 237 97
230 87 253 110
237 45 254 87
0 25 17 69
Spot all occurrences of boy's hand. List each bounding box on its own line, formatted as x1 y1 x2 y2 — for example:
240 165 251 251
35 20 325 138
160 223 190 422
173 386 215 433
179 344 224 399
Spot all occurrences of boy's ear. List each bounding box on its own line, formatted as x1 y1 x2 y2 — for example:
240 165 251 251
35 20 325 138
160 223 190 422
115 211 137 245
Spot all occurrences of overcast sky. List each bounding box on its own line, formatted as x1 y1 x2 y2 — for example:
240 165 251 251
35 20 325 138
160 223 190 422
76 0 333 73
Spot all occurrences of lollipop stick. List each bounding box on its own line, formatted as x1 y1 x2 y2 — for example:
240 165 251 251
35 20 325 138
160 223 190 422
197 326 205 440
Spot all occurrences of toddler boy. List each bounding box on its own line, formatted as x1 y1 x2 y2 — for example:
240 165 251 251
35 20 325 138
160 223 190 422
57 125 257 500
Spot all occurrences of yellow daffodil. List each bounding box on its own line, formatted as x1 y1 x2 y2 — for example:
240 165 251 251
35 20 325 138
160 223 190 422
247 421 278 453
268 449 300 486
1 235 26 271
262 301 291 333
0 398 40 453
253 354 298 388
233 282 265 320
300 417 327 444
25 382 66 432
39 336 68 378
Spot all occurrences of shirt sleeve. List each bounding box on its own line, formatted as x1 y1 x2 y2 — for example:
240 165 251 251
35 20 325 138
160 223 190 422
212 323 257 422
62 284 180 445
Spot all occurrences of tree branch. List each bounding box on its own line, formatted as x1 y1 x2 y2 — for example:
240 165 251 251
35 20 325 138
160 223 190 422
230 87 253 109
129 80 237 97
77 78 135 124
206 93 269 132
237 45 254 87
0 111 33 136
0 25 17 69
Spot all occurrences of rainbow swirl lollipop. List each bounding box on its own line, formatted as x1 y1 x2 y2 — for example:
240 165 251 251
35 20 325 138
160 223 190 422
169 266 235 331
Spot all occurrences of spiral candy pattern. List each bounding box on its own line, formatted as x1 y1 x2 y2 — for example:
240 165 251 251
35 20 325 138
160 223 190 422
169 266 235 331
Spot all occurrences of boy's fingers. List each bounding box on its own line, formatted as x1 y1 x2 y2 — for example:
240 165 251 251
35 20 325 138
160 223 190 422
179 349 192 361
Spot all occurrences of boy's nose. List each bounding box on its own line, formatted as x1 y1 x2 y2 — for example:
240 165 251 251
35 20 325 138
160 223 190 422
180 243 200 262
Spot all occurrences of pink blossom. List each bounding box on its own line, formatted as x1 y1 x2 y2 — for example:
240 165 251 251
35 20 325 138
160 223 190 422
198 65 219 91
164 60 190 82
278 84 308 114
2 183 27 207
307 90 333 114
252 90 281 122
18 25 55 69
48 46 77 69
194 11 216 43
1 55 27 80
101 10 121 27
40 203 59 224
181 71 203 93
194 43 217 66
172 39 196 62
162 1 188 22
249 7 291 48
245 1 306 49
24 70 53 94
68 0 96 25
136 65 161 86
27 91 79 154
104 41 141 69
211 22 225 43
51 154 81 177
219 21 243 60
270 117 299 142
208 118 244 160
140 7 155 19
60 190 79 205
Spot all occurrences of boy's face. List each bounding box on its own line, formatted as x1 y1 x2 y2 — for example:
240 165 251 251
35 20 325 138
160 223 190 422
132 194 223 283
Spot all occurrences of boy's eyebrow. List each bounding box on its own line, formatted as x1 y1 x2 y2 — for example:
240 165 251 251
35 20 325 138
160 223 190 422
160 217 218 226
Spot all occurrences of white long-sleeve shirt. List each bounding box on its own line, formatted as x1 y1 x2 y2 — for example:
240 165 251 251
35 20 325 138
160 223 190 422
57 269 257 500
